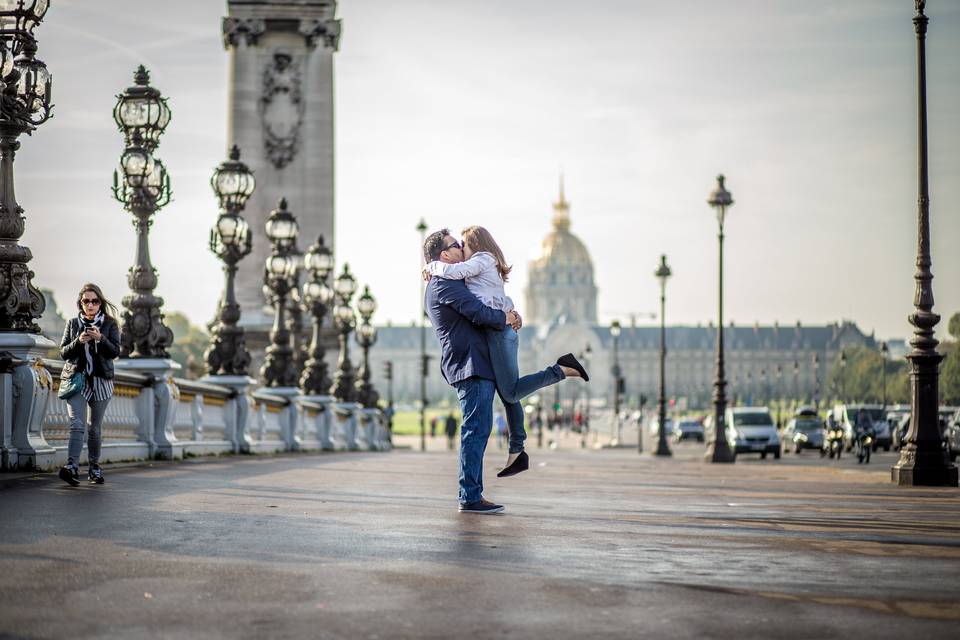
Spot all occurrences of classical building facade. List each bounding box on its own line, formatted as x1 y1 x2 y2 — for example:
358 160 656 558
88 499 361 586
367 182 878 412
223 0 340 330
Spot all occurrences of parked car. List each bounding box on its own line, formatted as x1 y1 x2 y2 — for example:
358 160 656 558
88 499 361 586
781 408 824 454
725 407 781 459
673 417 705 442
832 404 891 451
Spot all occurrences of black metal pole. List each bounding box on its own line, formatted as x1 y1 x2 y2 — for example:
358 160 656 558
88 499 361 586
417 218 428 452
705 176 734 463
656 270 671 456
892 0 957 487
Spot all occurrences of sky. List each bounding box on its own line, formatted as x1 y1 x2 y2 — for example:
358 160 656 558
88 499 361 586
19 0 960 342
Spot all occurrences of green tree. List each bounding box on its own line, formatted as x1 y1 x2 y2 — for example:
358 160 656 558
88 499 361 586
827 345 910 405
941 344 960 406
948 312 960 341
166 311 209 379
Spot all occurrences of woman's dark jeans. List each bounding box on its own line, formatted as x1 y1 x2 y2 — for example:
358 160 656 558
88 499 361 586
485 326 564 453
66 394 110 468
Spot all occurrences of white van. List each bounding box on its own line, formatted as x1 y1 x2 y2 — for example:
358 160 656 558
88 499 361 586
725 407 781 459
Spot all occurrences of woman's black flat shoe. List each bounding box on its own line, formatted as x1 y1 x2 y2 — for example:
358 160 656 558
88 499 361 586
557 353 590 381
497 450 529 478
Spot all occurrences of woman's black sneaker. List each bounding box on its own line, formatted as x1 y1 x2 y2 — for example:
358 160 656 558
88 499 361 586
58 465 79 487
497 450 529 478
557 353 590 381
88 465 104 484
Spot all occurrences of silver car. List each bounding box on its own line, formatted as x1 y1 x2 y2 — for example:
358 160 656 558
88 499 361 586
725 407 781 459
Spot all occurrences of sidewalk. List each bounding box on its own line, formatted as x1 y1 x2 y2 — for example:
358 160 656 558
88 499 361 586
1 443 958 638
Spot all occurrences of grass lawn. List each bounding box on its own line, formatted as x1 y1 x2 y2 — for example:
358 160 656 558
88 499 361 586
389 410 460 436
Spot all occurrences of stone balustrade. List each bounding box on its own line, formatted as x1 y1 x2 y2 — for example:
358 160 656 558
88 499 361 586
0 358 390 471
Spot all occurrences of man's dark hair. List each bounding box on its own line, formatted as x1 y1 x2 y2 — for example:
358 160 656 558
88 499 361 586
423 228 450 263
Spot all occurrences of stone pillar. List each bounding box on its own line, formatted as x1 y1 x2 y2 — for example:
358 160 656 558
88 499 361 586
222 1 340 344
200 374 257 453
299 394 335 450
331 401 360 451
0 335 56 470
115 359 183 460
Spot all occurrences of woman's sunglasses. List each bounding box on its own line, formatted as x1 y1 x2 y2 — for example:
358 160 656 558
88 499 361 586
81 299 101 306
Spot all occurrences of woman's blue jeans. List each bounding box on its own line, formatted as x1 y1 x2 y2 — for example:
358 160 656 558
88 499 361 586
66 394 110 468
485 326 564 454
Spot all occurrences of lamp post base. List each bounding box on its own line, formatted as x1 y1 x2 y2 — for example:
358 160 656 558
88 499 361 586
704 440 736 463
655 442 673 457
892 450 959 487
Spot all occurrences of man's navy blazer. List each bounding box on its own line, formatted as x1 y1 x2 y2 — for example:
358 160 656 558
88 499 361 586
424 277 507 386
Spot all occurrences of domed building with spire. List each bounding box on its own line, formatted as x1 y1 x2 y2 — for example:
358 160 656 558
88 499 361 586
524 179 598 327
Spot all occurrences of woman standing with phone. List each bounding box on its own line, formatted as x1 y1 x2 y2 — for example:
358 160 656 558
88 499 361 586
57 284 121 486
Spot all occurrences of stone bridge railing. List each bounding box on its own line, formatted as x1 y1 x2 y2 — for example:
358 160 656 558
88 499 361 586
0 358 390 471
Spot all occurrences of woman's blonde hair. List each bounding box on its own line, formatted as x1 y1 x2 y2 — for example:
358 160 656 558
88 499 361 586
462 225 512 282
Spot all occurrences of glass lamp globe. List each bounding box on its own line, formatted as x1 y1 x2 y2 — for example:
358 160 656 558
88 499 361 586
120 147 154 187
334 264 357 298
211 145 255 212
610 321 621 339
356 286 377 318
358 322 376 342
264 198 299 243
266 254 292 277
304 281 333 305
216 214 241 248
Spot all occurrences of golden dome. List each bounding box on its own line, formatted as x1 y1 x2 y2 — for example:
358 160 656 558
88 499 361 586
531 176 594 269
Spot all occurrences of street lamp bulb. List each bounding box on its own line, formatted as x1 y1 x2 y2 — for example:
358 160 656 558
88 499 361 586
211 146 256 212
335 264 358 298
356 285 377 318
266 254 292 277
112 66 171 150
304 235 334 278
655 254 672 283
610 320 621 338
304 281 333 305
334 304 354 324
264 199 299 243
358 322 376 342
120 147 154 187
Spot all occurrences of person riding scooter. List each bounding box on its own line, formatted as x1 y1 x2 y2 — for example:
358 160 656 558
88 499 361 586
854 408 875 464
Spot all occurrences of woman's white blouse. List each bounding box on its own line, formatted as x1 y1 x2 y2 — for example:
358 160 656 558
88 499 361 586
427 251 514 312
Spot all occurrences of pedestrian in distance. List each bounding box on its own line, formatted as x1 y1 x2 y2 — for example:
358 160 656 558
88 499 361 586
425 225 588 479
445 412 458 450
57 283 121 487
495 411 508 449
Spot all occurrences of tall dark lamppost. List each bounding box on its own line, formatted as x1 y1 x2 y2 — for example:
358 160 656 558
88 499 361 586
705 174 735 463
880 341 889 411
792 360 800 408
330 263 358 402
839 350 847 403
775 364 783 428
416 217 429 451
112 66 174 358
205 146 255 376
354 285 379 408
260 198 299 388
654 255 672 457
893 1 957 487
0 3 53 333
299 235 334 394
610 320 622 445
812 352 821 410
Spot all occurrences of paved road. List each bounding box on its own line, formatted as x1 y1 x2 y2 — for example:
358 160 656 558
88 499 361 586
1 443 958 639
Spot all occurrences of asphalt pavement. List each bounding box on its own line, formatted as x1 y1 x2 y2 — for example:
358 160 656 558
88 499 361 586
1 441 958 639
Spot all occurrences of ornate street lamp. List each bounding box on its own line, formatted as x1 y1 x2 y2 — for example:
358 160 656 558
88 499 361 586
354 285 379 408
112 66 174 358
299 234 335 394
0 4 53 332
893 1 957 486
330 263 358 401
705 174 735 463
610 320 622 445
416 217 429 451
654 255 672 457
260 198 299 387
775 364 783 428
205 145 255 376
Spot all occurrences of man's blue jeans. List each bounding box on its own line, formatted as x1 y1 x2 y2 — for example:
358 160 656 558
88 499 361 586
453 376 495 505
486 327 565 454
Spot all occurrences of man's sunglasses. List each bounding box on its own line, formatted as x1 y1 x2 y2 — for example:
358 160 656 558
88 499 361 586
442 241 462 251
